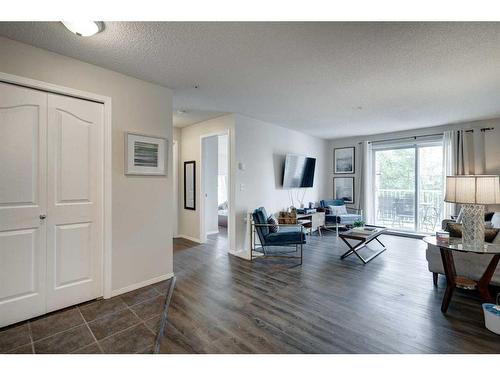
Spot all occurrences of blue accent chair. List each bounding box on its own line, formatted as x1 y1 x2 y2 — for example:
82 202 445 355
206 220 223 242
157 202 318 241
319 199 362 236
251 207 306 265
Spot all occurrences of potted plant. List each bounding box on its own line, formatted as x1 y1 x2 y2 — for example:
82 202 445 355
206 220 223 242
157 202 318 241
353 219 365 228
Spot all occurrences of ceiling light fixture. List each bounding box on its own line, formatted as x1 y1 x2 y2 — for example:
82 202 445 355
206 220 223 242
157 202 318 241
61 21 104 37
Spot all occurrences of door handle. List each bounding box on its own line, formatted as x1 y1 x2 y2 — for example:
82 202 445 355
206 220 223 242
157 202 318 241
39 214 47 220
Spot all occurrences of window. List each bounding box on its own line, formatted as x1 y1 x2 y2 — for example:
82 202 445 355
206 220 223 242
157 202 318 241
372 139 444 233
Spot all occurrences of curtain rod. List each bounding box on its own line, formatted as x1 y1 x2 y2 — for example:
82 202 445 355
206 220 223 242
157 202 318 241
465 127 495 133
367 132 443 145
365 127 495 145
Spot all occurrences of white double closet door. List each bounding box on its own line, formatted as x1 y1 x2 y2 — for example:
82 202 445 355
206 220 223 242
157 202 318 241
0 82 103 328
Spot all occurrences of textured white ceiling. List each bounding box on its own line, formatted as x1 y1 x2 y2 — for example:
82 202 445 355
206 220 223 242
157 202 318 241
1 22 500 138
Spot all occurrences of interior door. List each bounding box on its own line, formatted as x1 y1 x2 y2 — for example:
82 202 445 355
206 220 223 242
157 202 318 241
46 93 103 312
0 83 47 327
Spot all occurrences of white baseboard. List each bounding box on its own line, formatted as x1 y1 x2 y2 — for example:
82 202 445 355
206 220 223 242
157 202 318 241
386 230 426 239
177 234 203 243
109 272 175 298
229 249 251 260
206 230 219 235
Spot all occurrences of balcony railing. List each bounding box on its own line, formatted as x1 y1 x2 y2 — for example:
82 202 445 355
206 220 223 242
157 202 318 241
374 188 443 233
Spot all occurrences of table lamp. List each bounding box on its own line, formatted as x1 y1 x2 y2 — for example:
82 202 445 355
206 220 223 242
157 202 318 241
445 175 500 248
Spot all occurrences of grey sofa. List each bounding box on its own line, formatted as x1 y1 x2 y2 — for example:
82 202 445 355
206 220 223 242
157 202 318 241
426 212 500 286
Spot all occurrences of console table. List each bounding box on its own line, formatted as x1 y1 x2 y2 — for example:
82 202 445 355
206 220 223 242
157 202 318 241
423 236 500 313
278 211 325 236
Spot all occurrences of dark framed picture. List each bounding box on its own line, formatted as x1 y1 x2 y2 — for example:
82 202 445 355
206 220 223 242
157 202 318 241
334 147 355 174
333 177 354 204
184 161 196 210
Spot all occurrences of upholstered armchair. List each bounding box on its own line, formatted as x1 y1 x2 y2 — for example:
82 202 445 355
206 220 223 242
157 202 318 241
251 207 306 265
319 199 363 235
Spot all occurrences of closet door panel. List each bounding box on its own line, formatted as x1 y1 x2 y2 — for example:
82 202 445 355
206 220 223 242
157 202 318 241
46 93 104 312
0 82 47 328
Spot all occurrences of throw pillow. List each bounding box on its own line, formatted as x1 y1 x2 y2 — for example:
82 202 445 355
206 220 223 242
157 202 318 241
328 205 347 216
485 228 500 243
485 212 495 222
447 223 499 243
267 215 280 233
493 231 500 244
447 223 462 238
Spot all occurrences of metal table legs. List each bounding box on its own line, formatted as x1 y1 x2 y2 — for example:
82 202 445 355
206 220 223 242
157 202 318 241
340 236 387 264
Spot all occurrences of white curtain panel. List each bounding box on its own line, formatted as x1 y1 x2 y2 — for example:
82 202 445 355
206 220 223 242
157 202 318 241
443 128 486 216
454 130 469 174
453 129 485 175
355 143 363 211
472 129 486 174
360 140 374 223
442 131 455 217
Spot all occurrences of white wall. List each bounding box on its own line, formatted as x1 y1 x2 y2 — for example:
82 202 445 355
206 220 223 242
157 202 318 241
328 117 500 213
179 115 235 244
0 37 174 294
233 114 329 257
202 136 219 234
178 113 329 259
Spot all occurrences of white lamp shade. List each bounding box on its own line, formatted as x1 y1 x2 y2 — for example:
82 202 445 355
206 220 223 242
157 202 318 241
445 175 500 204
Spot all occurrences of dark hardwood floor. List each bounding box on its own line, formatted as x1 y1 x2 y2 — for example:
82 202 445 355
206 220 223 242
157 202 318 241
159 228 500 354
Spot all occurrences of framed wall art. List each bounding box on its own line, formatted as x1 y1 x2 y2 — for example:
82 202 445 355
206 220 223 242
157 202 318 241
125 132 167 176
333 177 354 204
334 147 355 174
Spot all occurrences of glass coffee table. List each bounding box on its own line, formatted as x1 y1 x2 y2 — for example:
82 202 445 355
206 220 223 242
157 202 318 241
423 236 500 313
339 225 387 264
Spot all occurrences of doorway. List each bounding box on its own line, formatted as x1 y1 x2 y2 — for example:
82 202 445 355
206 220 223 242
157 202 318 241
200 132 230 244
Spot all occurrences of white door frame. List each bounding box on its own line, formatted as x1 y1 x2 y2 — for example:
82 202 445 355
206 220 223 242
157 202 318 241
0 72 113 299
199 130 231 245
172 140 179 238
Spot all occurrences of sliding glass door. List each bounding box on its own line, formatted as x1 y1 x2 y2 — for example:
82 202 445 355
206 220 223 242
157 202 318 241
373 140 443 233
374 147 416 231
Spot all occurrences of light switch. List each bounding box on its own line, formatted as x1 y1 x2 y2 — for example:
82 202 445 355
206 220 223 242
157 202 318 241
240 183 245 191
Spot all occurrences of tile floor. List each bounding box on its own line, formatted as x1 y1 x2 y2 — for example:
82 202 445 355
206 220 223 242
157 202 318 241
0 279 171 354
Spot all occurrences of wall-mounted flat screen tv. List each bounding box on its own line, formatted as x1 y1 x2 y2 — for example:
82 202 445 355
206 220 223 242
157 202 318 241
282 154 316 188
